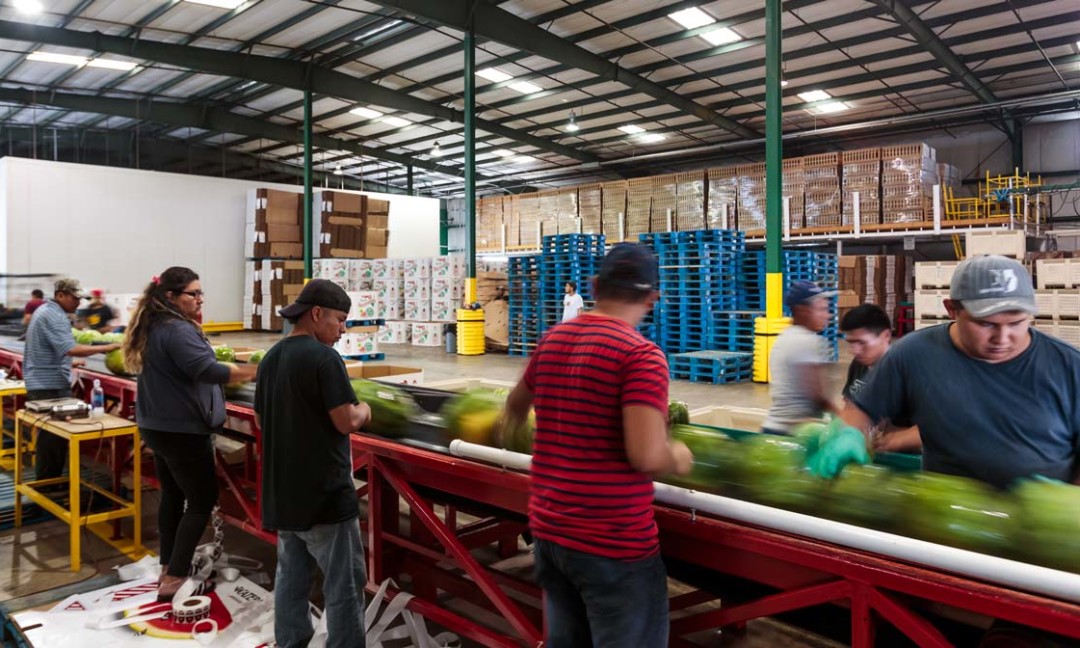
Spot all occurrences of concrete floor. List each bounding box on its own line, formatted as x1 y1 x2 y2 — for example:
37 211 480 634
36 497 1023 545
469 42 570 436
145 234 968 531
0 331 855 646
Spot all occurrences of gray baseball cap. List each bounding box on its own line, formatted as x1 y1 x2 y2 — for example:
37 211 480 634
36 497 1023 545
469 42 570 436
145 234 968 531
949 255 1037 318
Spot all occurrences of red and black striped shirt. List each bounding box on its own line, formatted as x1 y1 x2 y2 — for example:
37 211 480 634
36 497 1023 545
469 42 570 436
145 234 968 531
524 313 669 560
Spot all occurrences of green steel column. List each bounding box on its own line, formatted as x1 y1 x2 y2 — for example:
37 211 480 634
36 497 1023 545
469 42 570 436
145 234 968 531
764 0 783 319
439 201 449 255
303 89 313 280
407 164 414 196
464 28 477 300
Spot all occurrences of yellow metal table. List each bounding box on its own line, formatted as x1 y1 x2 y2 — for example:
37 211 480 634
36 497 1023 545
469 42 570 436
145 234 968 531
0 379 27 470
13 410 144 571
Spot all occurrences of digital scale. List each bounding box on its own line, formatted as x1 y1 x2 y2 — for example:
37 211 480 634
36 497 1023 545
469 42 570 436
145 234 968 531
25 397 92 419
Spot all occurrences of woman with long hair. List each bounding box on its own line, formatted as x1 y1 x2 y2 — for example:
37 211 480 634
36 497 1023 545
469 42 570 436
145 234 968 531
123 266 257 601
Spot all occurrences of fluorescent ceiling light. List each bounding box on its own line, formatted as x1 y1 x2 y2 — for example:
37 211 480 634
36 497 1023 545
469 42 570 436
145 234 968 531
380 115 411 127
638 133 666 144
183 0 247 8
87 58 139 71
491 149 514 157
509 80 542 94
354 20 402 41
669 7 715 30
477 67 512 83
809 101 849 115
349 106 383 119
27 51 88 67
619 124 646 135
781 79 789 87
512 156 534 164
798 89 832 102
13 0 43 13
701 27 742 46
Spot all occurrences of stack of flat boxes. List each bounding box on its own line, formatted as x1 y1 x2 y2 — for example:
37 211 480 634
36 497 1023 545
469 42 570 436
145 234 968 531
601 180 628 241
556 188 579 235
803 153 842 229
937 162 961 193
244 189 303 331
842 149 882 227
254 260 305 332
675 171 706 232
881 144 938 225
504 195 520 249
706 167 738 230
333 291 381 358
650 174 678 234
783 158 806 229
578 184 603 235
518 193 540 249
843 255 913 323
626 178 652 239
736 163 766 232
477 196 504 250
312 191 389 259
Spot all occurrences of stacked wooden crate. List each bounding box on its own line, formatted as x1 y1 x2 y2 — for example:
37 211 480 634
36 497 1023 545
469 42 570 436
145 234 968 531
706 167 738 230
477 196 504 250
537 189 559 239
601 180 628 241
913 261 959 329
504 195 520 248
1032 257 1080 346
578 183 602 235
650 174 678 233
557 187 579 234
675 171 706 232
803 153 842 228
881 144 937 225
627 177 653 238
782 157 806 229
518 193 540 248
736 163 766 232
842 148 882 227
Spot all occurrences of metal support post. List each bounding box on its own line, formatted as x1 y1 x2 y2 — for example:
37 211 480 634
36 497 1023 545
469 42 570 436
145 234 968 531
407 164 414 196
303 90 313 280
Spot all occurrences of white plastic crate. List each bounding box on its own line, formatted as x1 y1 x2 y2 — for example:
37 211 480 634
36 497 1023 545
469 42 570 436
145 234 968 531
914 289 950 319
966 230 1025 259
914 261 960 289
1056 322 1080 348
1057 289 1080 319
1036 258 1080 289
1034 290 1056 319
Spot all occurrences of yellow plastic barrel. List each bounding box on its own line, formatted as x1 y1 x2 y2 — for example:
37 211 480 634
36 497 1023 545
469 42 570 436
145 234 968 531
456 308 486 356
752 316 792 383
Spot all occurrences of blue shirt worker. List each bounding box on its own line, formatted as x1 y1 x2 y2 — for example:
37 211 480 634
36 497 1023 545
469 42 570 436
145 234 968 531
24 278 120 481
838 255 1080 489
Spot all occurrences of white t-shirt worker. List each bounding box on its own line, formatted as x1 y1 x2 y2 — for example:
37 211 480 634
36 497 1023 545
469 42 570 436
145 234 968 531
562 282 585 322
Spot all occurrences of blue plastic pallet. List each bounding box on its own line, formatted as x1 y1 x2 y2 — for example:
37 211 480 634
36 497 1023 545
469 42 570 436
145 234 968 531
342 352 386 361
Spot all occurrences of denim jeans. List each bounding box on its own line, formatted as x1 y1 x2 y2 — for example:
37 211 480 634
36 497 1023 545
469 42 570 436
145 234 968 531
534 538 669 648
275 517 367 648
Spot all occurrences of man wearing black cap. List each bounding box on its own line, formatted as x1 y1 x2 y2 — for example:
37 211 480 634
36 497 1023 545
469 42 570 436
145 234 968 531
762 280 839 435
254 279 372 648
503 243 693 648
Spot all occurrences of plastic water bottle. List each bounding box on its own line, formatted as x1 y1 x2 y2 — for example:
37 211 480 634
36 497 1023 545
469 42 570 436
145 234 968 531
91 379 105 419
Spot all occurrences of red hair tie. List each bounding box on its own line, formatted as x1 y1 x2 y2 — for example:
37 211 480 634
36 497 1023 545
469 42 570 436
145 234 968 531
151 275 160 285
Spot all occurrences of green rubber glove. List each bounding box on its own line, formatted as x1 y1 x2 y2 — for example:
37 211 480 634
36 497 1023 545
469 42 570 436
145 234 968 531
806 419 871 479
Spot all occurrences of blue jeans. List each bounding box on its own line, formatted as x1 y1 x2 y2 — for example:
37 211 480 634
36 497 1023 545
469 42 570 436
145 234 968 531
534 538 669 648
275 518 367 648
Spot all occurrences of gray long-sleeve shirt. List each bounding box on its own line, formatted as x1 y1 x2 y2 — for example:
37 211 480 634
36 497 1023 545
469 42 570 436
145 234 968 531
136 318 230 434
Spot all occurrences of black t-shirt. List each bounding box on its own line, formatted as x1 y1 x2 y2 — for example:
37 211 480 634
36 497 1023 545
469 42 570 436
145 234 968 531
844 357 912 429
254 335 359 531
79 303 115 331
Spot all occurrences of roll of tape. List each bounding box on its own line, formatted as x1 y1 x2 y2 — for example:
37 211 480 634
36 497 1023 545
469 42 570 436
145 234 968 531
172 595 211 625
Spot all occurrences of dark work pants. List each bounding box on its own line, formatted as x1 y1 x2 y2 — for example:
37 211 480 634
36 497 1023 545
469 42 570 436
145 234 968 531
26 388 72 481
141 429 219 578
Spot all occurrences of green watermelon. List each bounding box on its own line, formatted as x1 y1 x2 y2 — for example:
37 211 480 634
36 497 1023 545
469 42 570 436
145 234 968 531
1012 479 1080 571
352 379 416 438
220 362 248 399
101 332 125 344
248 349 266 365
75 329 103 344
740 434 825 514
894 472 1016 555
440 389 505 446
824 463 901 532
213 346 236 362
668 401 690 426
104 349 133 377
503 412 535 454
666 424 746 495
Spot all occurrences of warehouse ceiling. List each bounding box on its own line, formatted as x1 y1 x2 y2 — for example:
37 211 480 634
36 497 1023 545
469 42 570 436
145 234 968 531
0 0 1076 196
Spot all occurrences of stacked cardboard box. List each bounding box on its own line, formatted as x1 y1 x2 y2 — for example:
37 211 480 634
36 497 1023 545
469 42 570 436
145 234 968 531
312 259 375 291
556 188 579 234
838 255 912 322
881 144 938 224
780 158 806 230
518 193 540 248
803 153 842 228
841 149 882 227
373 259 404 321
378 321 412 345
578 184 602 235
736 163 766 232
333 323 380 357
477 196 504 250
627 178 652 238
706 167 738 230
432 255 467 321
412 323 445 347
245 189 303 259
403 258 433 322
504 195 521 248
312 191 390 258
650 174 678 233
937 162 961 192
600 180 627 241
248 260 305 332
675 171 706 232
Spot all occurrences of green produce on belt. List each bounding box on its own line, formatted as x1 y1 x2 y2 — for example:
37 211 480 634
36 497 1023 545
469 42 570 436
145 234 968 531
220 362 247 398
74 329 103 345
1012 479 1080 571
248 349 266 365
440 389 504 446
894 472 1015 555
214 345 236 363
740 434 825 514
352 379 416 438
824 464 901 532
101 332 125 344
668 401 690 426
667 424 746 495
503 412 535 454
104 349 133 377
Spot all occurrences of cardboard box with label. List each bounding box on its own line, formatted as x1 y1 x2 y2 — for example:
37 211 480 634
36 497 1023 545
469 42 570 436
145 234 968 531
432 254 467 278
381 300 403 320
404 257 432 279
431 299 456 323
347 291 379 321
378 321 411 345
403 278 431 300
354 364 423 386
374 259 404 280
411 322 445 347
404 299 431 322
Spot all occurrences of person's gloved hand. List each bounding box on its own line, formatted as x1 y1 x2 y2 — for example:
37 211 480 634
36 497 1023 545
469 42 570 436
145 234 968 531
806 418 870 479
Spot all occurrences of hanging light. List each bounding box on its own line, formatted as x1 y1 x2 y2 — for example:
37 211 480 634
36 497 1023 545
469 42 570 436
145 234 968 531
565 111 579 132
431 141 442 157
333 164 343 176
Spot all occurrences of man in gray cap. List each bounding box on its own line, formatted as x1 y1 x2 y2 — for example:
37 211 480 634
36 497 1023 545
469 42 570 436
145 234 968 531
836 255 1080 488
24 278 120 482
254 279 371 648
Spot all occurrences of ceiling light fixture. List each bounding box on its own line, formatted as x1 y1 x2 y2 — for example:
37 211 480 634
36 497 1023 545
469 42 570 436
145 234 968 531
619 124 646 135
668 7 715 30
431 141 442 157
809 101 849 115
565 111 579 132
353 19 402 42
380 115 411 127
701 27 742 46
12 0 43 14
476 67 512 83
349 106 383 119
781 79 789 87
183 0 247 8
512 156 534 165
798 89 832 102
333 165 343 176
638 133 666 144
26 51 88 66
491 149 515 157
509 80 542 94
87 58 139 71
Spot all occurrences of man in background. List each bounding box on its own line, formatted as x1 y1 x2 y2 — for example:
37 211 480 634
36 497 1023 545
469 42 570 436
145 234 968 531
561 281 584 322
78 289 117 332
22 289 45 326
